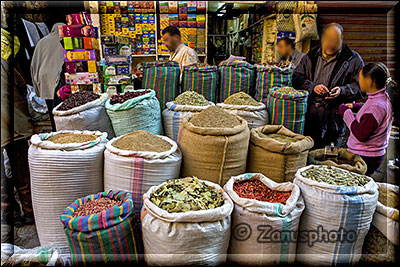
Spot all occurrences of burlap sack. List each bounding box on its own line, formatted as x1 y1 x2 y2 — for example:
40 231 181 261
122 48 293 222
178 113 250 186
308 148 368 175
247 125 314 182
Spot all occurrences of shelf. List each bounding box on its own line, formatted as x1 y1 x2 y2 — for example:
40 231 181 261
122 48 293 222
131 54 157 57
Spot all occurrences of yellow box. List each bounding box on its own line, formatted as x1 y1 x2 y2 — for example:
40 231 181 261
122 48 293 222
87 61 97 73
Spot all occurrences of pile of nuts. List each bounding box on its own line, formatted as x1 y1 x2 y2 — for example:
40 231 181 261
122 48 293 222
58 91 100 111
73 197 122 217
110 90 151 105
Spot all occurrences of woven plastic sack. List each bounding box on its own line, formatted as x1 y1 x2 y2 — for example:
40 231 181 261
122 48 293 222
217 102 269 129
105 89 162 137
294 13 319 43
60 190 141 265
224 173 305 265
182 65 218 102
276 1 297 32
141 178 233 265
294 165 378 265
267 87 308 134
28 130 107 253
142 61 180 109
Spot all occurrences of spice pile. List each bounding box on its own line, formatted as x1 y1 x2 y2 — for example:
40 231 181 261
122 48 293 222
233 179 291 204
73 197 122 217
150 177 224 213
46 133 99 144
301 166 369 186
112 130 172 152
259 133 298 144
274 87 300 95
58 91 100 111
110 90 150 105
173 91 210 106
378 189 399 209
190 106 241 128
224 92 261 106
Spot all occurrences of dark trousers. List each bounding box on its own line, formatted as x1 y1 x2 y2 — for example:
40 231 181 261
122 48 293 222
45 99 56 132
361 155 385 176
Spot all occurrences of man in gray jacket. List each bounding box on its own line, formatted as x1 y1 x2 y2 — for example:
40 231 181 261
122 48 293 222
292 23 364 148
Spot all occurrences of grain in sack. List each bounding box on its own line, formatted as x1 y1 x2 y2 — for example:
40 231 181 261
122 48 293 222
294 165 378 265
141 177 233 265
178 106 250 186
181 65 218 102
28 130 106 253
248 125 314 182
225 173 304 265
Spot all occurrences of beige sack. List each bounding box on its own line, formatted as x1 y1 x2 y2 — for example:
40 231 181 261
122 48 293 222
178 113 250 186
247 125 314 182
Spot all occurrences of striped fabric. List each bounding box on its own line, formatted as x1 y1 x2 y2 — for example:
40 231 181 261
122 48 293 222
218 61 254 102
255 65 293 104
60 190 140 265
181 65 218 102
267 88 308 135
142 61 180 109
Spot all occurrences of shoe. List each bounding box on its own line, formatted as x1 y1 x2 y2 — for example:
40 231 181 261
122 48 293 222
14 214 24 228
23 214 35 225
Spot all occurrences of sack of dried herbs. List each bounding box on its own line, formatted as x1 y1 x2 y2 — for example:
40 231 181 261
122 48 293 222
294 165 378 265
141 177 233 265
248 125 314 182
224 173 304 265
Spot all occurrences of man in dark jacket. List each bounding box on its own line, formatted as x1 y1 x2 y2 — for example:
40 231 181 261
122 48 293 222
293 23 364 148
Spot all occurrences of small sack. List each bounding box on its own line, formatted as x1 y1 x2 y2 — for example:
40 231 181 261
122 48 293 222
181 65 218 102
216 102 269 129
276 1 297 32
294 13 319 43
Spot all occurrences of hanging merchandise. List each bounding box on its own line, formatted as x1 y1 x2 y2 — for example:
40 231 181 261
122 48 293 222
142 61 180 109
247 125 314 183
276 1 297 32
225 173 305 265
60 190 141 265
28 131 106 253
181 65 218 102
105 89 162 136
294 2 319 43
141 177 233 265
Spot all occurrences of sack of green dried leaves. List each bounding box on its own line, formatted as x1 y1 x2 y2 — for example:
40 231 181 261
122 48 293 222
141 177 233 265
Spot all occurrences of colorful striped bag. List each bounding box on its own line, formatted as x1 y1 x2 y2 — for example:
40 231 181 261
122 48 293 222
181 65 218 102
218 61 255 102
267 88 308 134
60 190 141 265
255 65 293 104
142 61 180 109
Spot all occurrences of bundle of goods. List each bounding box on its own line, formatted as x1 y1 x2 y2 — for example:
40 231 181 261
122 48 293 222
178 106 250 186
105 89 162 136
141 177 233 265
225 173 304 265
181 65 218 102
217 92 268 129
142 61 180 109
162 91 214 142
362 183 398 263
104 130 181 217
276 1 297 32
308 148 368 175
60 190 141 265
218 61 255 102
293 2 319 43
28 131 106 253
53 90 115 138
254 65 293 105
248 125 313 182
267 87 308 134
294 165 378 265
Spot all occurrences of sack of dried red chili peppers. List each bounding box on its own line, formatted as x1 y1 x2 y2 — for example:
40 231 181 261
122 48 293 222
224 173 305 265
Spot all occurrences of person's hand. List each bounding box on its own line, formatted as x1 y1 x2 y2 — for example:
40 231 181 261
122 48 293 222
338 104 350 117
313 84 329 95
344 103 353 109
325 86 341 99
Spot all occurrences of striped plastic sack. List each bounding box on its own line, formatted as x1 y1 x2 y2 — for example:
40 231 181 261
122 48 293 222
267 88 308 134
60 190 141 265
218 61 255 102
254 65 293 104
142 61 180 109
181 65 218 102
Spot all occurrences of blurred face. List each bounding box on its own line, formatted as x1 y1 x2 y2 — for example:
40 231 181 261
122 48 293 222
321 26 343 57
358 70 373 93
277 40 291 58
162 32 181 51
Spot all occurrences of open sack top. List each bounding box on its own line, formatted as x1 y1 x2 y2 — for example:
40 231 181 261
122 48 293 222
217 102 266 111
105 89 156 112
165 101 215 112
143 61 180 68
255 63 293 73
53 93 108 116
268 87 309 99
183 65 218 72
376 182 399 221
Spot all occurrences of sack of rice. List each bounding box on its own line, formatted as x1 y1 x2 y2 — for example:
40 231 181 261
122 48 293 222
362 183 399 263
294 165 378 265
182 65 218 102
162 91 214 142
217 92 269 129
28 130 106 253
60 190 142 265
224 173 304 265
53 91 115 138
308 148 368 175
248 125 314 182
105 89 162 137
141 177 233 265
178 106 250 186
104 130 181 217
